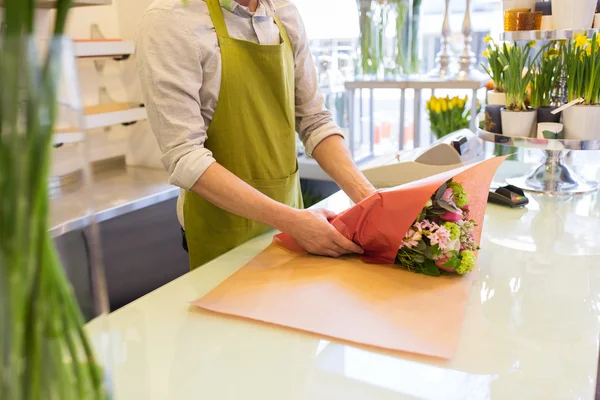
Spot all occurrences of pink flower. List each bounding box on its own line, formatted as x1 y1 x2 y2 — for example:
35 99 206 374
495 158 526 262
436 257 454 272
441 188 454 203
441 210 463 222
428 226 450 250
402 228 421 248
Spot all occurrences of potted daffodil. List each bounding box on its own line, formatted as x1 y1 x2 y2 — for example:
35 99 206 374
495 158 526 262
529 43 562 124
561 33 600 140
481 35 506 107
499 41 538 137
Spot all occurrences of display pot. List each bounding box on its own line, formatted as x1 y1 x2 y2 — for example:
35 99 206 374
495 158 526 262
552 0 596 29
485 105 503 134
562 105 600 140
503 0 536 11
487 90 507 106
501 108 537 137
537 106 561 123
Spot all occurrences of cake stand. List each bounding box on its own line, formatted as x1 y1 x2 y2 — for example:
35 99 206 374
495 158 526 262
478 129 600 194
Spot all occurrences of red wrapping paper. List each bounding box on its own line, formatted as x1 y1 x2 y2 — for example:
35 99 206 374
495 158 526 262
275 156 507 263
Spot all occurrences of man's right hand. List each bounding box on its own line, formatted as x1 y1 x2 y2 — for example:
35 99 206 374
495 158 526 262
282 209 364 258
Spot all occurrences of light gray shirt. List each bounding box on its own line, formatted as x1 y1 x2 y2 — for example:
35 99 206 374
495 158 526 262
135 0 341 194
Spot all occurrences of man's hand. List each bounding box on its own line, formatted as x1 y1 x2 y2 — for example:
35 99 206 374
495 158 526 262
282 209 364 258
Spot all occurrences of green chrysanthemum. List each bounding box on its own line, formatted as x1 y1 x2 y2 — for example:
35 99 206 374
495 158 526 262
443 222 460 241
448 181 468 208
456 250 476 275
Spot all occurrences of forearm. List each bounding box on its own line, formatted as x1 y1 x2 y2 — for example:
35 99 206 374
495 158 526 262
312 135 376 203
190 162 298 232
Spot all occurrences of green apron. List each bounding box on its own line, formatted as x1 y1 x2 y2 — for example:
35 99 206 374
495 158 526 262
184 0 302 270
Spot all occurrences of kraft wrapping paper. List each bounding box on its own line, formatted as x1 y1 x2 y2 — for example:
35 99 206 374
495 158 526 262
192 157 506 359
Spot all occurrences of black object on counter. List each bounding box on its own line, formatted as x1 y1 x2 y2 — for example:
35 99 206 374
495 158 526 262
537 106 561 123
485 105 503 134
535 0 552 16
488 185 529 208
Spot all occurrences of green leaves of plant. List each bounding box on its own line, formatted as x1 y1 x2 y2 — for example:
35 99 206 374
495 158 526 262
423 260 441 277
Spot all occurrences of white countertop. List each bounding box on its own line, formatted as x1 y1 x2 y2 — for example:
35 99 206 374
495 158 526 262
87 160 600 400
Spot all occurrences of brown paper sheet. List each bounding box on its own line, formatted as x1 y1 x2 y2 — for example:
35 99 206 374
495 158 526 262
193 244 473 359
192 157 506 359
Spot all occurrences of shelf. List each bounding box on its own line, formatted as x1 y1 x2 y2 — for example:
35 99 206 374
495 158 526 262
344 76 488 90
477 129 600 151
0 0 112 7
54 128 85 145
345 80 407 90
74 40 134 59
500 29 600 41
84 103 147 130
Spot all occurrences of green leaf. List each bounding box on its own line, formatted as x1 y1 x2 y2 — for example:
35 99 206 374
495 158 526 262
413 254 425 263
437 200 459 213
429 208 446 215
435 183 447 201
416 240 427 251
442 256 461 271
431 244 443 256
423 260 441 277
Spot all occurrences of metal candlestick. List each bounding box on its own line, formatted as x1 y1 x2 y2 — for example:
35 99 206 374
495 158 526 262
427 0 455 78
454 0 486 81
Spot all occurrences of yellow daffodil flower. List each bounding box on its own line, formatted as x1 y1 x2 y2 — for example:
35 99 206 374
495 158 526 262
483 34 492 44
575 33 587 47
448 97 456 110
482 50 490 58
528 41 537 48
441 99 448 112
586 46 592 56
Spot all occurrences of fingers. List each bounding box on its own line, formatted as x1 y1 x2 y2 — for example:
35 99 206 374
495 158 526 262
330 229 364 254
318 209 337 221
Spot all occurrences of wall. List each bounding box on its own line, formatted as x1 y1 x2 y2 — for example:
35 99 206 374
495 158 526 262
0 1 162 177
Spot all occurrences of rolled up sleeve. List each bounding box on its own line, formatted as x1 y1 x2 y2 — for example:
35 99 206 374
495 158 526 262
136 9 216 190
277 2 344 157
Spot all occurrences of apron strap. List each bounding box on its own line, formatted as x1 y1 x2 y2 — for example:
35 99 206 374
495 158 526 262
206 0 230 39
273 15 292 47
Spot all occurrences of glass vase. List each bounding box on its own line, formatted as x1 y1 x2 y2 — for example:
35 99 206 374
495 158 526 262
393 0 412 75
357 0 384 79
0 35 112 400
410 0 422 74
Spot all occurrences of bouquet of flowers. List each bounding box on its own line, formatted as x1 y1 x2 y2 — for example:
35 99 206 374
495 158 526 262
396 179 478 277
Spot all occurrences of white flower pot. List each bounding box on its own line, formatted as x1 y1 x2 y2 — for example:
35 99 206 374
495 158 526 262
540 15 553 30
562 105 600 140
501 108 537 137
487 90 507 106
552 0 596 30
